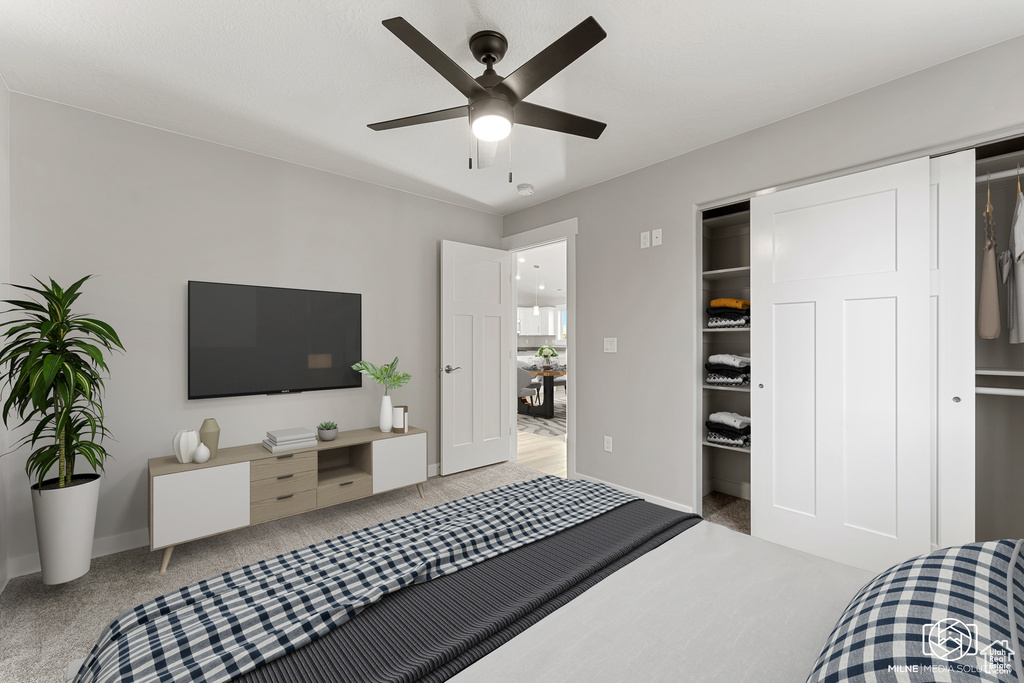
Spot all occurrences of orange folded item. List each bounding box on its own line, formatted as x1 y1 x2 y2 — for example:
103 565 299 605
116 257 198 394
709 297 750 310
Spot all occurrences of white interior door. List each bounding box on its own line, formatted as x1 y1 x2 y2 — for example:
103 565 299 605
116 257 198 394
751 157 932 572
441 240 512 475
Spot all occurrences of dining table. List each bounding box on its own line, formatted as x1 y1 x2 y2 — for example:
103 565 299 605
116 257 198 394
522 367 566 419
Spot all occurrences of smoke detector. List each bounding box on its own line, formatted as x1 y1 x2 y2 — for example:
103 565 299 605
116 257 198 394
517 183 535 196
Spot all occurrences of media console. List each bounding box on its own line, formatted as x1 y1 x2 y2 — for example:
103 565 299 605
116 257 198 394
148 427 427 574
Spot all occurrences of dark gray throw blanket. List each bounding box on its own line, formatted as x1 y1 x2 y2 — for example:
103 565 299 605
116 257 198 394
236 500 700 683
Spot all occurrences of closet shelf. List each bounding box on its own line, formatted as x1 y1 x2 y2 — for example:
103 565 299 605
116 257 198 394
702 266 751 281
975 387 1024 397
702 441 751 454
702 327 750 333
975 367 1024 377
702 384 751 393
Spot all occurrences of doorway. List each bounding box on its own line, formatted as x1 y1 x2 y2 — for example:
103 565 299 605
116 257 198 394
512 240 568 477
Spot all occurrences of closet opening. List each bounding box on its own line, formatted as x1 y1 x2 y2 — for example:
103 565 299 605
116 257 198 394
974 140 1024 542
699 199 751 535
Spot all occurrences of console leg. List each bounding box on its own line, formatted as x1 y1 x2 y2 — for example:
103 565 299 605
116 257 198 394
416 483 426 501
159 546 174 575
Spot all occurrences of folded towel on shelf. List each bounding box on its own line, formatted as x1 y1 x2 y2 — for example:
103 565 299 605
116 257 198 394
704 421 751 437
705 307 750 320
708 411 751 429
705 373 749 386
706 431 750 448
707 354 751 368
709 297 750 310
704 363 748 378
707 316 750 328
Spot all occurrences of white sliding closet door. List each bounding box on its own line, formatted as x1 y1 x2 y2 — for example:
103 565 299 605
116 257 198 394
751 158 932 572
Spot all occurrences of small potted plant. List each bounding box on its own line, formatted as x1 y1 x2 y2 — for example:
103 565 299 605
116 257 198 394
352 356 411 433
536 345 559 369
317 420 338 442
0 276 124 585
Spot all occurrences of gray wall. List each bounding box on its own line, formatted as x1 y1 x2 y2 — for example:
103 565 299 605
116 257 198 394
4 94 502 577
0 78 10 593
503 35 1024 509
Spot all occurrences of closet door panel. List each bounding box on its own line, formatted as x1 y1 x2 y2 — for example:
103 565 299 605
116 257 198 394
841 296 897 537
751 156 931 573
771 301 817 517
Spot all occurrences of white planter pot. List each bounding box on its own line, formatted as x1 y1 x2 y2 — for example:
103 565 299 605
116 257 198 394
31 474 101 585
379 395 394 433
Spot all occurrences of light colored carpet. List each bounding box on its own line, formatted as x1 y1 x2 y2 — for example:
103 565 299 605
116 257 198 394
0 462 542 683
517 387 566 437
702 491 751 535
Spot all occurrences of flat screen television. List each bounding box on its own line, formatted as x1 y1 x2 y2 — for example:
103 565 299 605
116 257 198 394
188 281 362 399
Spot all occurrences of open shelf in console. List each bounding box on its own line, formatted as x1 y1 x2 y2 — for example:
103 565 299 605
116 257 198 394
318 443 372 487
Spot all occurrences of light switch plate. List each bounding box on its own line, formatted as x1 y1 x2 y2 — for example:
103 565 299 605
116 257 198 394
603 337 617 353
603 436 613 452
652 228 662 246
640 231 650 249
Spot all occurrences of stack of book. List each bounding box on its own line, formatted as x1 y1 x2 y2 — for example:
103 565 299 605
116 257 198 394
262 427 318 454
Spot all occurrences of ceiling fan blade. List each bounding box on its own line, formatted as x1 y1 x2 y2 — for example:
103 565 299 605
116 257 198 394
514 102 606 139
382 17 489 100
475 138 499 169
494 16 606 104
368 105 468 131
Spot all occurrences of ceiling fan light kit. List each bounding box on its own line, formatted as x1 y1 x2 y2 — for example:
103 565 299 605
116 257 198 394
368 15 607 171
470 98 513 141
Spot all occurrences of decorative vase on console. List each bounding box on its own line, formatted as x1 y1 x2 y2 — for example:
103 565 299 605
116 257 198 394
172 429 199 464
199 418 220 460
352 356 412 433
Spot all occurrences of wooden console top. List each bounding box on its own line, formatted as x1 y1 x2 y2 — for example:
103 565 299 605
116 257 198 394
149 426 426 476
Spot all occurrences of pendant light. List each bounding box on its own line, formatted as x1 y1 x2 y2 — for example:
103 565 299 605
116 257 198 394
533 265 540 315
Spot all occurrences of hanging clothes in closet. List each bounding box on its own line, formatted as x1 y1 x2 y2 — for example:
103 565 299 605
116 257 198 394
999 170 1024 344
979 177 1001 339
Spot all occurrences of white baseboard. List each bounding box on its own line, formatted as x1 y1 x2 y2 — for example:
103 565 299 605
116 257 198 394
574 473 694 513
702 478 713 497
9 527 150 579
427 463 438 478
709 478 751 501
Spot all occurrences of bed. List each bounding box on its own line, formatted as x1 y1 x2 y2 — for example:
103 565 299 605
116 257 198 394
67 476 881 682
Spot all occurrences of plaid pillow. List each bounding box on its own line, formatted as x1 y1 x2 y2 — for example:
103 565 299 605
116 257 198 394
808 540 1024 682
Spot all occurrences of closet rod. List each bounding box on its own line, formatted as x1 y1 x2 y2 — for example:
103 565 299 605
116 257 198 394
974 168 1022 184
975 386 1024 397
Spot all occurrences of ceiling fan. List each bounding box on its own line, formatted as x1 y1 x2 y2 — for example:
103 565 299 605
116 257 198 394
368 16 607 169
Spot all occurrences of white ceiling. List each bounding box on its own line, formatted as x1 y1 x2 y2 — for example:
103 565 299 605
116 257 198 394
516 241 566 308
4 1 1024 216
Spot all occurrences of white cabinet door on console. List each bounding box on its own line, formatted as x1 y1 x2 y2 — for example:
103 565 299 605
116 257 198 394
372 433 427 494
152 462 250 549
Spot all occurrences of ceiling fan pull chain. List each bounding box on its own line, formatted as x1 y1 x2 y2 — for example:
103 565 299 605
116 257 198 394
508 131 513 183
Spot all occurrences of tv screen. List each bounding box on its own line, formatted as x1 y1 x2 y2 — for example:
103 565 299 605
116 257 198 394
188 281 361 399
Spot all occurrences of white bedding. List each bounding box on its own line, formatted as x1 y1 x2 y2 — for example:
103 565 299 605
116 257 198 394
452 521 873 682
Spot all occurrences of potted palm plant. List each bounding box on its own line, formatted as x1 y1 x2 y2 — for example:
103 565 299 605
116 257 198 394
352 357 411 433
0 276 124 584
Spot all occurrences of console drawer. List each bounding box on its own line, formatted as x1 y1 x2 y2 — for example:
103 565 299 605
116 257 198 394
251 451 317 482
317 475 372 509
250 488 316 525
251 469 316 503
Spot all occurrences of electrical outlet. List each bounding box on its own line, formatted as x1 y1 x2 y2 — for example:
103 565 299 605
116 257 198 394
604 436 613 452
652 228 663 246
640 231 650 249
603 337 617 353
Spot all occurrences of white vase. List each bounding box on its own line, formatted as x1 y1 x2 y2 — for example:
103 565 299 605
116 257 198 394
193 442 211 464
32 474 101 585
172 429 199 464
379 395 394 433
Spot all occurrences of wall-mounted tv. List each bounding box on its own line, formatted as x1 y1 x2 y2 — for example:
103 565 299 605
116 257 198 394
188 281 361 399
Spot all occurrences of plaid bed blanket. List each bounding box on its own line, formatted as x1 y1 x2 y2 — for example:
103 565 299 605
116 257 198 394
73 475 636 683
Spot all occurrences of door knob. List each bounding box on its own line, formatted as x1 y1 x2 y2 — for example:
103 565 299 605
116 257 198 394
444 365 462 374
